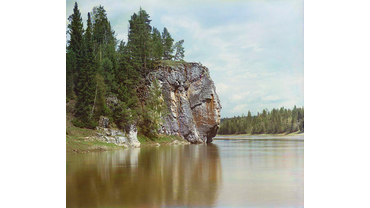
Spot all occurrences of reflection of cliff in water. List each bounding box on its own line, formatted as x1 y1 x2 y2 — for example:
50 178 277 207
66 144 222 207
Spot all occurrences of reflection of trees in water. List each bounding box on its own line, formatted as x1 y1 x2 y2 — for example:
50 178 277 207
66 144 222 207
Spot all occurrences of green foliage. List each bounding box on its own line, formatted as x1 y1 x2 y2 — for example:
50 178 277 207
138 79 167 137
173 39 185 61
218 106 304 135
74 12 97 128
128 7 152 73
67 2 84 59
111 100 138 129
67 4 185 134
99 57 116 92
66 51 77 99
93 74 109 118
67 2 84 97
152 27 163 61
162 27 174 60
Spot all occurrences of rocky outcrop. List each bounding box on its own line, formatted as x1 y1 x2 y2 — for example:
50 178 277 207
148 62 221 143
96 123 140 148
97 62 221 145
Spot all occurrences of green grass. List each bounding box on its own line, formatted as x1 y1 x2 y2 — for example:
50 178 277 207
156 60 186 68
66 106 126 154
66 134 126 154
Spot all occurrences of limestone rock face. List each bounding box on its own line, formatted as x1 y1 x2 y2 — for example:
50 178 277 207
149 62 221 143
124 124 141 148
96 126 140 148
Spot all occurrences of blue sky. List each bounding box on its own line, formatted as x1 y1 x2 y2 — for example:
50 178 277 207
66 0 304 118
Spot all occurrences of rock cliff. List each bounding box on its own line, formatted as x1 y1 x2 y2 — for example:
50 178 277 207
148 62 221 143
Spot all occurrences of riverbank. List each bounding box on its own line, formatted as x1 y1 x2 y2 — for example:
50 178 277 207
67 120 189 154
66 133 189 154
216 131 303 137
67 103 190 154
215 132 304 140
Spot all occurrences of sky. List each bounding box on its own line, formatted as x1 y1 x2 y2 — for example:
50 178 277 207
66 0 304 118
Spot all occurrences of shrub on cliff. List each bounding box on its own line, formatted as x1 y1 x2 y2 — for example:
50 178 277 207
138 79 168 137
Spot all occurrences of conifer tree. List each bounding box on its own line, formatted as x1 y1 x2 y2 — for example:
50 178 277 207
74 12 97 128
152 27 163 61
138 8 152 69
173 39 185 61
162 27 174 60
127 8 152 74
113 40 140 128
67 2 84 98
91 5 117 92
66 51 77 99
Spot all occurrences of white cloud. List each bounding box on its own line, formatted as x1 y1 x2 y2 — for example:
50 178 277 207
231 92 251 102
230 104 248 113
215 83 231 94
67 0 304 118
261 95 281 102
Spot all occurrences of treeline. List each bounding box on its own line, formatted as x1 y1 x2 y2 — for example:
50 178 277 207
66 2 184 136
218 106 304 135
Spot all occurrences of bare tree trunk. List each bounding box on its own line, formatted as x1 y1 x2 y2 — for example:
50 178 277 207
91 85 98 116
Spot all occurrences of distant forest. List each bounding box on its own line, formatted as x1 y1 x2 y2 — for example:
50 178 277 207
218 106 304 135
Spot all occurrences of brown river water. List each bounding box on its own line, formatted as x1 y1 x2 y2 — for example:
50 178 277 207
66 135 304 207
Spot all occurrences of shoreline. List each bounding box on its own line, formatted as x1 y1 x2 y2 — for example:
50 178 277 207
216 131 303 137
214 132 304 140
67 109 190 154
67 134 190 154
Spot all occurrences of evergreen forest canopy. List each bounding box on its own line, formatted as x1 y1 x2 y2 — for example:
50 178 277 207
66 2 185 136
218 106 304 135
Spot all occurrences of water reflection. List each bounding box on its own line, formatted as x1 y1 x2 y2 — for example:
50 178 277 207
67 138 303 207
67 144 222 207
215 139 304 207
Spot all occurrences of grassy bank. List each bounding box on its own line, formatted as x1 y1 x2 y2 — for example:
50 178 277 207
66 113 127 154
66 128 188 154
67 103 189 153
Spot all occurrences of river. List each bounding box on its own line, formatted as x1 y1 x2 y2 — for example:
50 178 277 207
66 134 304 207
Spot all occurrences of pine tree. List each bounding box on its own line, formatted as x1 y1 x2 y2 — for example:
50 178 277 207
138 8 152 69
127 8 152 75
173 39 185 61
74 12 97 128
67 2 84 98
91 5 117 92
162 27 174 60
246 111 252 133
291 105 298 132
113 40 140 129
152 27 163 61
66 51 77 99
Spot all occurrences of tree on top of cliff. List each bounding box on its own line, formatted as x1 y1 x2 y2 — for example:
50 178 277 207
162 27 174 60
128 7 152 74
173 39 185 61
152 27 163 61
